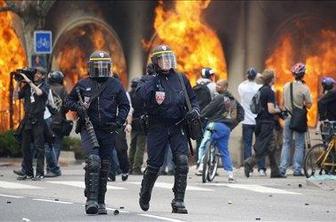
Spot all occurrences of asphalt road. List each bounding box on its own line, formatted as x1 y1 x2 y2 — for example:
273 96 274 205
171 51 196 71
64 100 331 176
0 164 335 222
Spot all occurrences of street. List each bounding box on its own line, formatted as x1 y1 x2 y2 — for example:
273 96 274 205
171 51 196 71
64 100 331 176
0 164 335 222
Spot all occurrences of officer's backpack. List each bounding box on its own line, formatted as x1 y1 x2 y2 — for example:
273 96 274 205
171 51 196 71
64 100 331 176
250 88 263 114
193 82 211 111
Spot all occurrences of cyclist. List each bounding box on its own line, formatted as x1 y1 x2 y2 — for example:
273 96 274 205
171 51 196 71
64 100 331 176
197 80 244 182
318 77 336 121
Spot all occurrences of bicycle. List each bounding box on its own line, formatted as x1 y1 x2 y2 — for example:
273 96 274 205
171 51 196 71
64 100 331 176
303 120 336 178
201 126 225 183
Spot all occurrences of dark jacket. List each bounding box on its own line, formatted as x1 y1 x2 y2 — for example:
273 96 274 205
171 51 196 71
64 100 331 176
201 91 244 130
49 83 68 119
65 77 130 129
129 88 146 131
318 89 336 121
18 81 49 119
136 70 199 125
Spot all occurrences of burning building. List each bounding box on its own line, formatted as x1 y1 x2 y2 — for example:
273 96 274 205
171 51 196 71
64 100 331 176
0 0 27 130
1 0 336 164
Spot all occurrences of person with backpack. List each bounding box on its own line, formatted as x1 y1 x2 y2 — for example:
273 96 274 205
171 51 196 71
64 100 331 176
279 63 312 177
238 68 266 176
244 69 286 178
193 67 217 165
194 67 217 110
196 80 245 181
45 71 69 177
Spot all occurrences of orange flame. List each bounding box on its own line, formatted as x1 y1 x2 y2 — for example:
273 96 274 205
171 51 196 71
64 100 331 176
54 24 127 92
266 30 336 127
0 0 27 131
148 0 227 85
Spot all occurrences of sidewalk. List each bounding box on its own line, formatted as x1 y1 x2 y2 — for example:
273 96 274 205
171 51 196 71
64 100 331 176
0 158 21 167
0 151 77 167
306 175 336 191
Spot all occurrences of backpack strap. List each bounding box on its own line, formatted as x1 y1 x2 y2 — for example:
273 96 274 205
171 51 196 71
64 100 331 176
177 74 192 111
290 82 294 110
88 79 109 106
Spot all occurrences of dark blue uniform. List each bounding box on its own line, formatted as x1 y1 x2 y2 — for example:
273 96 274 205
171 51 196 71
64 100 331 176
66 77 130 159
137 71 199 168
65 76 130 214
137 70 199 213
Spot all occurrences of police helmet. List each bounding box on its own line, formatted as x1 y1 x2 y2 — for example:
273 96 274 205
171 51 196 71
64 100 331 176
88 51 112 78
201 67 215 79
150 45 176 72
321 76 336 91
48 70 64 84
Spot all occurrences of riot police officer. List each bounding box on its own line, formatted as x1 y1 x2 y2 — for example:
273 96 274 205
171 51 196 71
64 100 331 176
136 45 200 214
65 51 130 215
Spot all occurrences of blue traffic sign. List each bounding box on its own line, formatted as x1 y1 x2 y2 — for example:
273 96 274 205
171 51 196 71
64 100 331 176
34 31 52 54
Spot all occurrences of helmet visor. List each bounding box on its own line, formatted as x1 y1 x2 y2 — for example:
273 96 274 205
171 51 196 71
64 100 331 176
89 61 111 78
156 53 176 71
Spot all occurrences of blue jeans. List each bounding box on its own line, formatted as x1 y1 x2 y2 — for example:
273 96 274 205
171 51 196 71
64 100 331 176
44 117 61 174
242 124 266 171
110 148 121 176
279 118 305 174
198 122 233 172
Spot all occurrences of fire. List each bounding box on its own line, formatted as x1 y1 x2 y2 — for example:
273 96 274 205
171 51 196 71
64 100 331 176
0 0 27 131
148 0 227 85
53 23 127 92
266 30 336 127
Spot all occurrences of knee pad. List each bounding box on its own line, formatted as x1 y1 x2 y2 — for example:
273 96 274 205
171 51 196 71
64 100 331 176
175 155 189 174
85 154 101 172
100 159 111 174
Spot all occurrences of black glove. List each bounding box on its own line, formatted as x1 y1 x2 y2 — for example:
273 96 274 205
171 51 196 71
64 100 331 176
186 108 200 120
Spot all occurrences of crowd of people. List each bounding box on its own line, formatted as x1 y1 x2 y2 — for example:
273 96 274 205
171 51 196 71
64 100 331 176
11 44 336 215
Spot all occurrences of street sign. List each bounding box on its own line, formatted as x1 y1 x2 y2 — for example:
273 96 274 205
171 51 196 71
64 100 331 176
34 31 52 54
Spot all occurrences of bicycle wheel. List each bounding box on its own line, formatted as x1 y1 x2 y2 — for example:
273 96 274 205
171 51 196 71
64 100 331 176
202 149 209 183
304 143 327 178
206 142 219 182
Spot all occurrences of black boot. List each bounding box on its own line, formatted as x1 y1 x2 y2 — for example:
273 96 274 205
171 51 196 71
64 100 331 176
97 159 111 215
84 155 101 215
171 155 188 214
139 165 159 211
269 151 286 178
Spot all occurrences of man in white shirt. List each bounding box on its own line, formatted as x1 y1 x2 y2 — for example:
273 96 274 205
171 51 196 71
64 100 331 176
238 68 266 176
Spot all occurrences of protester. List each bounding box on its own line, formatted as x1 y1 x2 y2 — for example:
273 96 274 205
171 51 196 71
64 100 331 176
129 77 147 175
238 68 266 176
279 63 312 177
197 80 244 182
318 77 336 121
244 69 286 178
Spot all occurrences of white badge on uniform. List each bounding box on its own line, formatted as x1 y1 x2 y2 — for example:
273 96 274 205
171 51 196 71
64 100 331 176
83 96 91 109
30 95 35 103
30 88 35 103
155 91 165 105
